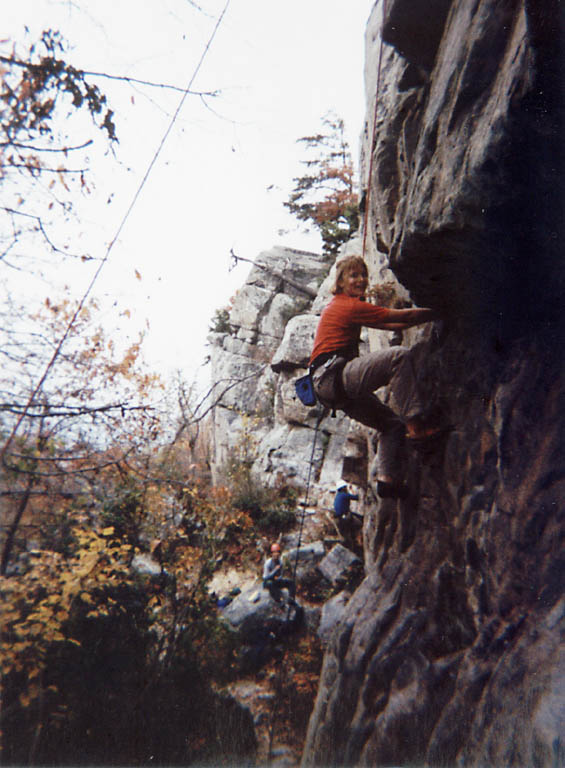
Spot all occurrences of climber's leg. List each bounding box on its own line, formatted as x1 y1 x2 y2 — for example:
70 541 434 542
340 394 406 483
342 346 423 421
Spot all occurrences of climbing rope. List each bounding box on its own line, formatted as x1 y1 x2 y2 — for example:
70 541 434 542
289 412 324 589
266 5 389 754
362 0 388 261
266 411 324 759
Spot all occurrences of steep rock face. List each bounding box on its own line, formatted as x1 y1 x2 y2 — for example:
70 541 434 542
302 1 564 767
208 245 335 488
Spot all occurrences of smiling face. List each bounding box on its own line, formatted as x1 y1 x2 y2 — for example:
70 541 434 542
340 265 368 299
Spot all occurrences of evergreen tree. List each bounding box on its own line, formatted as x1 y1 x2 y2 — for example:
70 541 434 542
284 112 359 256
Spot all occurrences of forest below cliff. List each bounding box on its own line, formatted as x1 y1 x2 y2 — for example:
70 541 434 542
0 20 359 766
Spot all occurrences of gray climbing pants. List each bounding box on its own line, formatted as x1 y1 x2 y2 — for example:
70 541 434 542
313 346 422 481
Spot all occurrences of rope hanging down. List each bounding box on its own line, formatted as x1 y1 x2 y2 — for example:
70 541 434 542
289 413 324 590
267 4 389 751
267 411 324 759
362 0 388 260
0 0 232 467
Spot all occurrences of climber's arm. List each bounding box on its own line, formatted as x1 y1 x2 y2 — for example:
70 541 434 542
378 322 413 330
377 307 437 328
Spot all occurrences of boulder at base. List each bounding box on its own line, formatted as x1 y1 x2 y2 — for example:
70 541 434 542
318 544 362 586
220 583 300 640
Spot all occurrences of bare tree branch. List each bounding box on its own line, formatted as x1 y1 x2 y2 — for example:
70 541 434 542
0 139 93 152
81 68 221 98
229 248 317 298
1 206 93 258
191 365 268 424
0 55 220 97
0 402 152 417
3 164 87 174
3 448 135 478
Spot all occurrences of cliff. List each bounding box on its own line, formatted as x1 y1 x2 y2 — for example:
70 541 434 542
208 1 564 765
208 241 368 498
302 1 565 766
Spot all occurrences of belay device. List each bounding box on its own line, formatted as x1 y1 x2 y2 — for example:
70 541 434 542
294 373 316 407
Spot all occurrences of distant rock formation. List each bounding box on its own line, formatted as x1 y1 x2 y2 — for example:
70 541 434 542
208 242 362 498
208 245 328 485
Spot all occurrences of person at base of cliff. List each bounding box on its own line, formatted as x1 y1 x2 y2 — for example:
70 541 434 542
333 480 361 541
310 254 446 499
262 543 296 604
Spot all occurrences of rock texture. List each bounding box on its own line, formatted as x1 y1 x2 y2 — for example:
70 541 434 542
208 242 366 500
208 2 564 765
301 1 565 766
208 245 330 486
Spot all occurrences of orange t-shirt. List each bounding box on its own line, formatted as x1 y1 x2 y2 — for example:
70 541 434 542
310 294 391 364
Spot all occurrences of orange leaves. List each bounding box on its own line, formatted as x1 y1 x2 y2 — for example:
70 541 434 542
19 684 40 710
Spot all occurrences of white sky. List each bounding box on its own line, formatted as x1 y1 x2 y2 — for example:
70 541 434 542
3 0 375 388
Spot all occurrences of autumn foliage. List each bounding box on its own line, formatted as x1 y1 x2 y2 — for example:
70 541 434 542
0 459 262 764
0 28 328 767
285 111 359 255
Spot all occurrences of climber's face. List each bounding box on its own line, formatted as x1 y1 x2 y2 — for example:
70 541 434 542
341 267 368 299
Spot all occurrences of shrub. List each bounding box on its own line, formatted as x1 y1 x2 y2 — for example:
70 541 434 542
209 307 233 334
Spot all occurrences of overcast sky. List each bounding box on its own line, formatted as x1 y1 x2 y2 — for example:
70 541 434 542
3 0 375 387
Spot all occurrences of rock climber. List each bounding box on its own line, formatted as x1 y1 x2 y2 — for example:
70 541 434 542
334 479 359 517
262 543 296 604
310 254 447 499
333 480 361 542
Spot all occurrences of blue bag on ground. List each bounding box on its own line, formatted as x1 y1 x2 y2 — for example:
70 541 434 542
295 373 317 406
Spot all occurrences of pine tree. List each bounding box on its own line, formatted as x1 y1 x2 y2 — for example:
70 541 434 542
284 112 359 256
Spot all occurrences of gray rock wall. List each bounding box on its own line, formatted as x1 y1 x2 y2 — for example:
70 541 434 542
302 1 565 766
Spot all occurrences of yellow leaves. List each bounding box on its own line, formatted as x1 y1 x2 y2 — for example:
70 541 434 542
19 684 40 709
44 593 61 606
1 520 138 712
87 607 108 619
101 526 115 537
73 550 99 579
